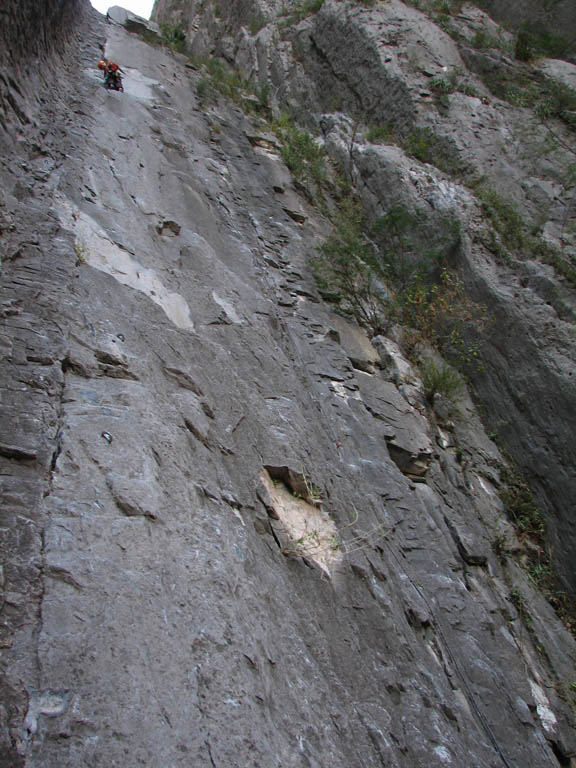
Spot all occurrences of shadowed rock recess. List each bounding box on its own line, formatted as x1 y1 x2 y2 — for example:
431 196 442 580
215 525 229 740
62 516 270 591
1 0 575 766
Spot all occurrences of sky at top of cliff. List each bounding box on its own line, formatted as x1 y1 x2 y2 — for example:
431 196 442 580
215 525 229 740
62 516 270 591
90 1 153 19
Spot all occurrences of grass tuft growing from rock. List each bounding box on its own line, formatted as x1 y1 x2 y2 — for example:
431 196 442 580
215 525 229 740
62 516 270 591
420 359 464 405
476 186 576 286
193 56 270 116
280 0 324 25
481 67 576 134
499 465 545 539
365 120 470 178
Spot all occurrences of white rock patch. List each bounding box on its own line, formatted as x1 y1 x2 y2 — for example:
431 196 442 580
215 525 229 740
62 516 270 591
58 197 194 330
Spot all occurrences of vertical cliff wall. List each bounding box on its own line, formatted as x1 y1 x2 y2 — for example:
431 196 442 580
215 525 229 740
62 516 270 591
0 0 86 67
0 2 91 766
1 2 575 767
0 0 89 128
153 0 576 599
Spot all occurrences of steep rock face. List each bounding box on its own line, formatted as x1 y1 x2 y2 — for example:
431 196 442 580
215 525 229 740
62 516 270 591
1 3 576 768
0 0 89 128
474 0 576 56
0 0 86 67
0 2 91 766
154 0 576 598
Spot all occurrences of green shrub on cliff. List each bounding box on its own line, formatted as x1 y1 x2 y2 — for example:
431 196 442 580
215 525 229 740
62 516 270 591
313 196 487 359
515 26 571 62
499 465 545 539
394 267 489 367
161 23 187 53
476 186 576 286
403 127 468 176
272 113 327 194
365 122 469 177
420 359 464 405
209 59 246 101
313 198 388 332
281 0 324 25
481 67 576 135
471 29 511 54
194 57 263 111
476 187 526 252
365 123 395 144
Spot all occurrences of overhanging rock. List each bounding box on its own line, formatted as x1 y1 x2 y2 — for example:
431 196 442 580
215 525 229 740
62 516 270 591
107 5 162 42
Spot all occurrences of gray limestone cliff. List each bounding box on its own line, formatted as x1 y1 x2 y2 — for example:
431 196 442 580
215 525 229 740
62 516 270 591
154 0 576 600
1 1 576 767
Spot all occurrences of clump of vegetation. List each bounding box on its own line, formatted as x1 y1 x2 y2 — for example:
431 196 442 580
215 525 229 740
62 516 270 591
161 23 187 53
365 121 469 178
481 67 576 134
429 71 483 109
193 56 270 115
560 681 576 712
499 465 545 540
404 128 443 164
529 562 576 637
420 359 465 405
535 80 576 129
281 0 324 25
403 0 464 30
495 461 576 638
403 127 469 176
195 75 216 105
471 29 511 54
430 75 457 110
528 236 576 286
370 204 432 291
203 58 247 103
481 69 536 109
272 113 328 195
248 15 267 34
457 82 480 98
430 76 457 95
365 123 395 144
313 195 488 367
395 267 489 367
492 529 509 564
74 238 87 266
515 26 572 63
476 186 527 252
282 529 341 558
289 474 323 505
476 185 576 286
433 0 464 14
509 587 533 626
407 0 464 17
313 198 388 332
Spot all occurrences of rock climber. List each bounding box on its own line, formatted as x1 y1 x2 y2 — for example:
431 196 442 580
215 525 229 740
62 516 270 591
97 59 124 91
